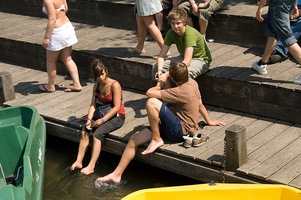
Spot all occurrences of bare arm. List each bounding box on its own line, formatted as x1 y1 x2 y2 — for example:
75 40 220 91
42 0 56 48
256 0 267 22
182 46 194 67
199 99 225 126
146 84 163 99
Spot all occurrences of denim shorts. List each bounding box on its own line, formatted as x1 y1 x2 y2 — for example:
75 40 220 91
266 0 297 47
158 103 184 142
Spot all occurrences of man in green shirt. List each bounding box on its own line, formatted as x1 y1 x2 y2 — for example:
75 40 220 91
153 8 212 82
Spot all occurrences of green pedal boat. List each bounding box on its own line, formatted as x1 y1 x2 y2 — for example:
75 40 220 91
0 106 46 200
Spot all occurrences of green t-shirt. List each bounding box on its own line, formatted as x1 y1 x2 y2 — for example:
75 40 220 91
164 25 212 64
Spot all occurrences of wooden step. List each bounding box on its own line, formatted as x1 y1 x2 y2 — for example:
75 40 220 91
0 0 267 46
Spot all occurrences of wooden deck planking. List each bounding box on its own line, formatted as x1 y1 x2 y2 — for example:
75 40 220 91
1 5 301 187
237 126 301 177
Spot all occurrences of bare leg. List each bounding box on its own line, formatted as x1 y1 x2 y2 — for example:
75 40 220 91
81 136 101 175
287 42 301 63
141 98 164 155
96 128 152 183
44 50 60 91
143 15 164 48
142 15 170 57
131 14 147 53
71 131 89 170
198 18 208 36
261 36 277 63
60 46 82 90
155 12 163 32
186 17 194 27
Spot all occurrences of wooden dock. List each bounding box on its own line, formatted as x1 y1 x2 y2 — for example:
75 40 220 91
0 0 301 189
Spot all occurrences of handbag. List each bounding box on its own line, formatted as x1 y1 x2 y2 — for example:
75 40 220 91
93 97 113 120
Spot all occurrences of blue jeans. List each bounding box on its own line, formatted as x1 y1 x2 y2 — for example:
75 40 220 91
266 0 297 47
275 18 301 57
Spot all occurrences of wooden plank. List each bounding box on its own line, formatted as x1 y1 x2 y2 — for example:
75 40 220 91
197 114 258 166
238 126 301 179
249 135 301 181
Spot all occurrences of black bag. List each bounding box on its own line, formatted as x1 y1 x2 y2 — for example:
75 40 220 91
93 98 113 119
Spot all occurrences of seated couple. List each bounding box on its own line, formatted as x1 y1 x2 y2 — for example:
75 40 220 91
96 61 225 184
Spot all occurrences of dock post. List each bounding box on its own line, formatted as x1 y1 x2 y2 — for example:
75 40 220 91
0 71 15 105
225 124 247 171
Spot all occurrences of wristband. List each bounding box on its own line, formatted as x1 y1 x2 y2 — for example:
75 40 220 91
101 118 105 123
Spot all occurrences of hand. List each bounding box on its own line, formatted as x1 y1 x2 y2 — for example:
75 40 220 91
207 119 225 127
42 38 49 48
158 71 169 83
256 8 264 22
85 120 92 130
291 6 300 20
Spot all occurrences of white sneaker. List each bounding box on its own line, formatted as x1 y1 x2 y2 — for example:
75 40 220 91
293 75 301 85
252 60 267 75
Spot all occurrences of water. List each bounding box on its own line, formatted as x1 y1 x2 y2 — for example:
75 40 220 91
43 135 200 200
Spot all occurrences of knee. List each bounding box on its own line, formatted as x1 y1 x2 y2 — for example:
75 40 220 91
146 98 158 108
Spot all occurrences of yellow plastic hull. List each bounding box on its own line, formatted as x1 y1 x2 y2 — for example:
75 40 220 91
122 183 301 200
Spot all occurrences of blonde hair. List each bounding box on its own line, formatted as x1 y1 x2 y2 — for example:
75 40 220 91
167 8 187 25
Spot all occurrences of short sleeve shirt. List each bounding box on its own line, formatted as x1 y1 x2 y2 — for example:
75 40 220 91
164 25 212 64
160 78 201 134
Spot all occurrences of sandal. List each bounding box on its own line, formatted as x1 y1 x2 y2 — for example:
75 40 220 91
64 86 82 92
39 84 55 93
127 48 145 54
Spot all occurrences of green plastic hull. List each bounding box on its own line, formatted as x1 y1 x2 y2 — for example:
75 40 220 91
0 106 46 200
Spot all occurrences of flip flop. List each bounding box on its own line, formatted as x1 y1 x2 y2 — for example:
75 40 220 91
64 87 82 92
39 84 55 93
127 48 145 54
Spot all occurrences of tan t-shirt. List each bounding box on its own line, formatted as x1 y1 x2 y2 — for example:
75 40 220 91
160 78 200 134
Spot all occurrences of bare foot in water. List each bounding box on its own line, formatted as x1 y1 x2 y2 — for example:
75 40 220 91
96 173 121 184
80 166 94 175
141 138 164 155
70 162 82 170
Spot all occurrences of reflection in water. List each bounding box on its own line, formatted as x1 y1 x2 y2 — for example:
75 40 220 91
44 135 200 200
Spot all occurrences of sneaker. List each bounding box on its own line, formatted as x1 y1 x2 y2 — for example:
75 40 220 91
269 52 288 64
182 135 193 148
293 75 301 85
192 133 209 147
252 60 268 75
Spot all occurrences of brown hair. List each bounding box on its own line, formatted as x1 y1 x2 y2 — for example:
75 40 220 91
90 59 109 80
167 8 187 25
169 62 188 85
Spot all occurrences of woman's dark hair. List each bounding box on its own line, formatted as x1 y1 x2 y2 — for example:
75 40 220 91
169 62 188 85
90 59 109 80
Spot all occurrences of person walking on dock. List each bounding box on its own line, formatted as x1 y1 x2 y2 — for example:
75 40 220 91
39 0 82 92
128 0 170 57
252 0 301 85
70 59 125 175
96 62 224 184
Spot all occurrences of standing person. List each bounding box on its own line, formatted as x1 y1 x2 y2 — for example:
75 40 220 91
269 1 301 64
252 0 301 85
128 0 170 57
153 8 212 81
96 62 224 184
177 0 224 40
39 0 82 93
70 59 125 175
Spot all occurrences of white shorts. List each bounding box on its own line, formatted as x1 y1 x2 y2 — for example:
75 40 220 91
135 0 162 16
47 22 78 51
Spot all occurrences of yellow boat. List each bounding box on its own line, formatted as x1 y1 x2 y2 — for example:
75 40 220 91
122 183 301 200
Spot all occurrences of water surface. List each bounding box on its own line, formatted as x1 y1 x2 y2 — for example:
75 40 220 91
43 135 200 200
